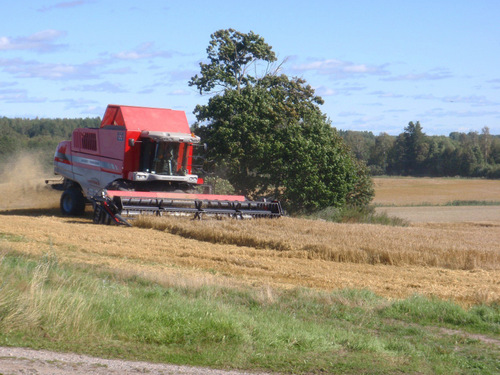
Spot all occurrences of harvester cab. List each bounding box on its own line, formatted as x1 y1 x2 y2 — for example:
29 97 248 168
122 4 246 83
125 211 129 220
51 104 283 225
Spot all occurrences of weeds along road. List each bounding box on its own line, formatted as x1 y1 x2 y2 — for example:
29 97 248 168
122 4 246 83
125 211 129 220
0 346 273 375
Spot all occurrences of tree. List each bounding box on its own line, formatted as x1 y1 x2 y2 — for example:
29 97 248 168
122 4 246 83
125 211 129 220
368 132 394 175
191 29 373 212
480 126 493 163
386 133 405 175
189 28 277 94
340 130 375 163
402 121 428 175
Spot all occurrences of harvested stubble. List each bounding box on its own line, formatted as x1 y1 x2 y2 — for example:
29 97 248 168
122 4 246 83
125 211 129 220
0 214 498 305
135 216 500 271
373 177 500 206
377 205 500 223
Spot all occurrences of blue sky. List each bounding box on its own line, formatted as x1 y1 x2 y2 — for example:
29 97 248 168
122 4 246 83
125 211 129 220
1 0 499 135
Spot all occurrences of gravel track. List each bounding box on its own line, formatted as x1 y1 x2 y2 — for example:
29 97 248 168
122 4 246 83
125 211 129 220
0 346 272 375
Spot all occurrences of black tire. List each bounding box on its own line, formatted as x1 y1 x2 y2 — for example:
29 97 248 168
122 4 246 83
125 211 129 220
106 179 133 191
60 187 86 216
93 205 108 224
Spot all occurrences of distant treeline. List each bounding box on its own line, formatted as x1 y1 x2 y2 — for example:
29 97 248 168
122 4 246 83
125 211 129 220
1 117 499 178
340 122 500 178
0 116 100 168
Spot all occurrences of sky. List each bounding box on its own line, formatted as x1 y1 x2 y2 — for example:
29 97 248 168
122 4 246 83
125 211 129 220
1 0 499 136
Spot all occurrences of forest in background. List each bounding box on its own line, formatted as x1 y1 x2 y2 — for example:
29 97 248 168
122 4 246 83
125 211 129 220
0 116 499 178
0 116 100 170
341 122 500 178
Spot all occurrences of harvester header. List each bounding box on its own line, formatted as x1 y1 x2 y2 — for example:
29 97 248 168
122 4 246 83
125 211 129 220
50 104 283 225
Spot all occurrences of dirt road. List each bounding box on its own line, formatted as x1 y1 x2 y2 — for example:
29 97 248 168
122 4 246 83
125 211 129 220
0 346 271 375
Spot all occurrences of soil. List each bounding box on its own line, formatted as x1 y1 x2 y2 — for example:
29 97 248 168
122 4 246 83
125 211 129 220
0 346 271 375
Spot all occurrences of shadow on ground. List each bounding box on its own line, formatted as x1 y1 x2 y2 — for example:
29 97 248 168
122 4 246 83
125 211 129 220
0 207 94 221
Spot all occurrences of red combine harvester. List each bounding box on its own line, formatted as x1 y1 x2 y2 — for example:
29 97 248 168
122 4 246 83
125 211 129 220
51 104 283 225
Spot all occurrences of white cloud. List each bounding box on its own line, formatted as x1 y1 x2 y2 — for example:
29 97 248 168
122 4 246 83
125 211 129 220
63 82 126 93
370 90 404 99
292 59 389 78
441 95 497 106
113 43 173 60
314 84 366 97
384 68 452 81
169 89 190 95
53 98 103 115
419 107 500 119
104 67 135 75
337 111 364 117
0 81 16 88
38 1 93 12
314 86 337 96
0 58 99 80
410 93 497 106
0 30 67 53
168 69 197 83
0 88 46 103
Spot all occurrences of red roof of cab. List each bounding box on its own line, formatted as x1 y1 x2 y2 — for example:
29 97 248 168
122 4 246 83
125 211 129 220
101 104 190 133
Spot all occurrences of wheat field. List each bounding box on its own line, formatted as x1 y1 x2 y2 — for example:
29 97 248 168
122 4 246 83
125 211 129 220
373 177 500 205
134 216 499 271
0 213 498 306
0 169 499 306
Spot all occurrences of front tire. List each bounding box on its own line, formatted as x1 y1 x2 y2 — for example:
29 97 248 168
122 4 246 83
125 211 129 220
60 187 86 216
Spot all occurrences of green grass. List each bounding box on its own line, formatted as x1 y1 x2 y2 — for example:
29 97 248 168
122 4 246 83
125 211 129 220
307 205 409 226
0 232 28 242
444 200 500 206
0 251 499 374
375 200 500 208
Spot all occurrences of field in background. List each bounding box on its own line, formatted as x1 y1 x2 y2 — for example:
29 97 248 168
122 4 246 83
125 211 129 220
1 167 499 373
0 171 499 305
373 177 500 223
373 177 500 206
0 213 498 306
378 205 500 223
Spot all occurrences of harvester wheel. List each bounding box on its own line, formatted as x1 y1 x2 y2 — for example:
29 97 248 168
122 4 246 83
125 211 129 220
60 187 86 216
93 205 110 224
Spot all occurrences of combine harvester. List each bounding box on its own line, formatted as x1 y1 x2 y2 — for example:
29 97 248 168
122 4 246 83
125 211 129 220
50 105 283 225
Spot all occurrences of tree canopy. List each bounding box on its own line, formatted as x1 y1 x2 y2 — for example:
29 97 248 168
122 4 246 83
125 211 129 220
0 116 100 170
191 29 373 212
189 28 277 94
341 125 500 178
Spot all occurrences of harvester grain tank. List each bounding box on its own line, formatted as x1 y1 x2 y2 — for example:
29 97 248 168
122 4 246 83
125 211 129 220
51 105 283 225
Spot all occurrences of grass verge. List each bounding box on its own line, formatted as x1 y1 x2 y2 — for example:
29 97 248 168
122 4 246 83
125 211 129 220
375 200 500 208
1 251 499 374
306 205 409 226
445 200 500 206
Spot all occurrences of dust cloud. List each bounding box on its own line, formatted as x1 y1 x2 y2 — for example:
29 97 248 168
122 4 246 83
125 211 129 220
0 153 61 210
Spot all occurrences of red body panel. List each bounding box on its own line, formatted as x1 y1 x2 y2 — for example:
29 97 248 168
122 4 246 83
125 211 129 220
54 141 71 165
107 190 247 202
100 105 194 177
71 128 125 176
55 104 201 198
101 104 190 133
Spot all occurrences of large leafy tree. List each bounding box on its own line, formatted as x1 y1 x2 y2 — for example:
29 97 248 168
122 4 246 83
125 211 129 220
190 29 373 212
189 28 277 94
